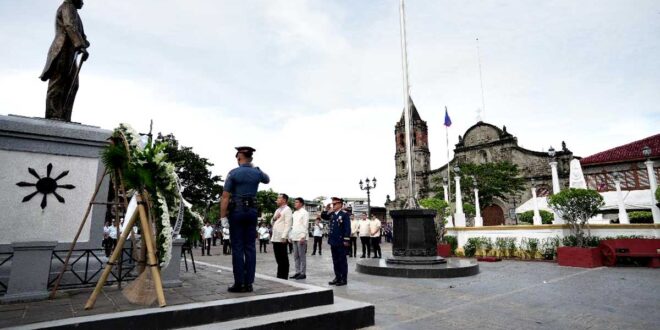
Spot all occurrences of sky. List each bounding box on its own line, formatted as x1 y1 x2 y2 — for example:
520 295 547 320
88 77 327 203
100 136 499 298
1 0 659 206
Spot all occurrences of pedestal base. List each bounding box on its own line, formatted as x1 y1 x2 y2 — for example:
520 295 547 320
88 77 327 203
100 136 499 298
357 256 479 278
386 256 446 265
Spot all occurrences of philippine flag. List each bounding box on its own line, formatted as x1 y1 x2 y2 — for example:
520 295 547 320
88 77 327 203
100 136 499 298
444 107 452 127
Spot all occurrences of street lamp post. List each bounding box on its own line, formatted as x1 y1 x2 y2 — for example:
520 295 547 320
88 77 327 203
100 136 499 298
473 178 483 227
359 177 377 218
642 146 660 223
531 179 542 226
453 166 466 227
548 146 563 224
613 172 629 224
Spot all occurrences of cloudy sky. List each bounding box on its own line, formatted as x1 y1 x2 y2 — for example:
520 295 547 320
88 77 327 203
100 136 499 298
1 1 658 206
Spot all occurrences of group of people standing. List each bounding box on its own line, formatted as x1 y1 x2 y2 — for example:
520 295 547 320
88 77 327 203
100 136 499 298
199 221 231 256
217 145 388 293
352 214 382 258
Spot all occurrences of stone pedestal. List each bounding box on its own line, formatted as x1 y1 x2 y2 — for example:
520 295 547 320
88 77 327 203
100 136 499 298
390 209 438 257
161 238 185 288
1 241 57 303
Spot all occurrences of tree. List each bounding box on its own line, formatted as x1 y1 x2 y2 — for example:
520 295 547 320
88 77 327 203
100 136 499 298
256 189 279 220
157 133 223 210
548 188 604 247
457 162 526 208
156 133 222 239
517 210 554 225
429 162 525 209
419 197 449 243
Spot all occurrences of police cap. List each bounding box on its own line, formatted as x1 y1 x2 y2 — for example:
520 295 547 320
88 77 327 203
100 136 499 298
331 197 344 203
235 146 256 158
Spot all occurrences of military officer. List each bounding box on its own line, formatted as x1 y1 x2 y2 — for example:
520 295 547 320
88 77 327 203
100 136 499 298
321 197 351 286
220 146 270 293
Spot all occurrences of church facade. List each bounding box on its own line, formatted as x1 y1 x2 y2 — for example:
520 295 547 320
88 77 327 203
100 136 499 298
391 100 575 225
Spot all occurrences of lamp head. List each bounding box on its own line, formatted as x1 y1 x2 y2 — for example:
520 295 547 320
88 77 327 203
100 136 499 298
453 165 460 174
642 145 651 158
613 172 621 181
548 146 556 158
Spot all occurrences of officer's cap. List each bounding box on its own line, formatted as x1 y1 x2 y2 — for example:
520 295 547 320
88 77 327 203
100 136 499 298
235 146 256 157
331 197 344 203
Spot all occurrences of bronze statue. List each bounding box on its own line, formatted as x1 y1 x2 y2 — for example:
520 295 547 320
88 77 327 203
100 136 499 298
40 0 89 122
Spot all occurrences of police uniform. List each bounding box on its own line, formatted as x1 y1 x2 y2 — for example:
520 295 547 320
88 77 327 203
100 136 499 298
321 198 351 286
223 147 269 291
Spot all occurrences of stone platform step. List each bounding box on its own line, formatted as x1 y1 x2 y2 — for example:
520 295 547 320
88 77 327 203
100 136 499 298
179 296 375 330
9 286 334 330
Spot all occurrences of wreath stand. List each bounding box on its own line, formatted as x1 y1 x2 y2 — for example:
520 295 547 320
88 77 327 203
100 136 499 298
48 132 167 309
85 191 166 309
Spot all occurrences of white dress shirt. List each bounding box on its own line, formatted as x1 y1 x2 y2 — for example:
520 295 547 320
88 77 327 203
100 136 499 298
370 218 382 237
271 206 292 242
358 219 371 237
313 223 324 237
202 225 214 239
290 208 309 241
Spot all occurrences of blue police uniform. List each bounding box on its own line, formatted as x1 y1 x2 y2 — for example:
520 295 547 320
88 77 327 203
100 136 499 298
321 209 351 284
224 162 269 287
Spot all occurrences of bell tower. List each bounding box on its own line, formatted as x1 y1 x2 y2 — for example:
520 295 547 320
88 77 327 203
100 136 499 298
394 97 431 207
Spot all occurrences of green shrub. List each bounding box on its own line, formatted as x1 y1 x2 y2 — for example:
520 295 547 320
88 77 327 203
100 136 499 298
463 203 476 217
495 237 508 256
656 187 660 203
482 237 493 255
464 238 478 257
516 210 554 224
444 235 458 255
562 235 600 247
628 211 653 224
548 188 604 247
541 236 561 259
505 237 517 257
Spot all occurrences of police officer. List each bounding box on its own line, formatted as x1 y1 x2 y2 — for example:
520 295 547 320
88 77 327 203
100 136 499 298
321 197 351 286
220 146 270 293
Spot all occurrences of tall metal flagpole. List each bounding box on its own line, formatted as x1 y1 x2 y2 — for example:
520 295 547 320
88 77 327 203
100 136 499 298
476 37 486 121
399 0 417 209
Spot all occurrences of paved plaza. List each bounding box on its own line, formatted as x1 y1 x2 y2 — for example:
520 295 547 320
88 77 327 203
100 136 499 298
0 262 299 328
196 241 659 329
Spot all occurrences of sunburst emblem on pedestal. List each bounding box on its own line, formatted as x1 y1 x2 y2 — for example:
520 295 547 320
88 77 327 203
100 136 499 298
16 163 75 209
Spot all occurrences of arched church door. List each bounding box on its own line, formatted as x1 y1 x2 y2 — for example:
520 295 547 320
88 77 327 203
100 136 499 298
483 205 505 226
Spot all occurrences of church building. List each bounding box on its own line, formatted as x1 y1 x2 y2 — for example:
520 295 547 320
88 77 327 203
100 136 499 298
390 99 575 225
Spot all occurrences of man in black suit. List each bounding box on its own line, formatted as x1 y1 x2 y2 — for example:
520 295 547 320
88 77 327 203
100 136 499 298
321 197 351 286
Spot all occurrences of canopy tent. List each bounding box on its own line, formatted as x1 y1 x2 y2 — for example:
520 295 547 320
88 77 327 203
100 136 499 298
516 189 655 214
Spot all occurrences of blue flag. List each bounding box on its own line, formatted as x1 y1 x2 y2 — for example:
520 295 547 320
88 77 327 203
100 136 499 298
444 107 452 127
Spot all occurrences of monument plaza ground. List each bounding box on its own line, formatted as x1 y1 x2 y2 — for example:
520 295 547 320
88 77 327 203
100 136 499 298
190 242 660 329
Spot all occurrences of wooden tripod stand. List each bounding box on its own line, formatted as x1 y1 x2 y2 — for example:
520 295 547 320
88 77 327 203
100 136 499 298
84 192 166 309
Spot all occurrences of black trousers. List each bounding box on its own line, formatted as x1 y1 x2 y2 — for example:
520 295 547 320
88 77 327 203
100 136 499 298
312 236 323 254
203 238 211 255
331 244 348 282
223 239 231 254
349 237 357 257
259 239 268 252
371 237 381 258
273 242 289 279
360 236 371 257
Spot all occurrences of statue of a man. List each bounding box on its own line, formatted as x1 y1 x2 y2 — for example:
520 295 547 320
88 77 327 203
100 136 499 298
40 0 90 122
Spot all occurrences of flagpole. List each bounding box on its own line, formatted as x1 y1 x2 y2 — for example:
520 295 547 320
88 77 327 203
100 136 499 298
399 0 417 209
445 106 453 226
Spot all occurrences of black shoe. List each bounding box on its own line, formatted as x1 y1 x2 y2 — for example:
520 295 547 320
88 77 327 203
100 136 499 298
311 253 316 256
319 253 322 255
328 278 339 285
336 281 347 286
360 255 365 258
289 273 300 279
372 256 378 258
244 284 253 292
296 275 306 280
228 284 244 293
